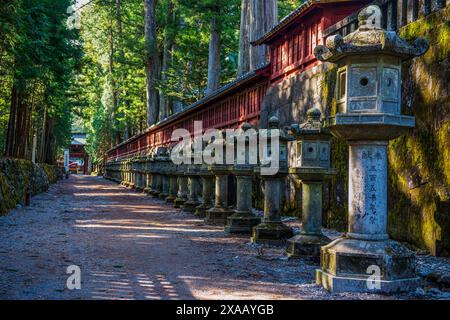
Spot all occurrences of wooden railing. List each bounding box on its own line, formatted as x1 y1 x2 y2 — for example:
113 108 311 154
325 0 448 37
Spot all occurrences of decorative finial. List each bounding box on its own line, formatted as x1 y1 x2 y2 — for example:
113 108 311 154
268 116 280 129
307 107 322 121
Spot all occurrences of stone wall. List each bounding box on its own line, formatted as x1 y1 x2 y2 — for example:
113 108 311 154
0 158 63 215
388 7 450 256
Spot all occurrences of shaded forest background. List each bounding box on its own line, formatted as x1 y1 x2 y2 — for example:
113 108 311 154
0 0 299 165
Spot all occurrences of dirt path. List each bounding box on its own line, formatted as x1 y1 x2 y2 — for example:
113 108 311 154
0 175 409 300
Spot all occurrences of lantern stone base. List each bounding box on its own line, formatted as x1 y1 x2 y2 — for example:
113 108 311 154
183 200 200 213
252 222 294 245
194 204 210 218
205 207 234 225
316 237 421 293
165 195 176 203
286 233 331 258
225 212 261 234
174 197 187 208
316 270 421 294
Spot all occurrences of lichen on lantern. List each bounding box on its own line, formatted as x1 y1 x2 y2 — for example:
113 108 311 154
314 5 430 294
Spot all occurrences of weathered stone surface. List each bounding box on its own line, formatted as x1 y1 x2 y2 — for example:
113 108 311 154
317 237 421 293
286 233 331 258
183 173 201 213
312 6 450 258
252 221 294 246
195 174 214 218
174 174 188 208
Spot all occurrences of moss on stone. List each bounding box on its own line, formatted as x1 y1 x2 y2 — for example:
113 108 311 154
383 7 450 255
321 66 348 231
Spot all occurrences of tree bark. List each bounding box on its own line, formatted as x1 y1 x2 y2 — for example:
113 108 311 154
144 0 160 126
249 0 278 70
206 8 221 96
238 0 250 76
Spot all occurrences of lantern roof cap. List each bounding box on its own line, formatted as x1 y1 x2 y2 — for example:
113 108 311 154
314 5 429 63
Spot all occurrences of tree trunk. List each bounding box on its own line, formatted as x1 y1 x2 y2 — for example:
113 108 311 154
206 10 221 96
249 0 278 71
238 0 250 76
144 0 160 126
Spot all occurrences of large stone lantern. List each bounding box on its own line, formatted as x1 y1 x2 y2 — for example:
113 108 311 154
286 107 336 258
314 5 428 293
252 116 294 245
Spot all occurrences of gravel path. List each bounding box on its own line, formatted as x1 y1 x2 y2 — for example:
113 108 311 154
0 175 446 300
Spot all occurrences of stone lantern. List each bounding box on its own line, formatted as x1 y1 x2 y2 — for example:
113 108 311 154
159 150 171 199
286 107 336 258
225 123 261 234
144 150 154 195
183 164 201 213
252 116 294 245
314 5 428 293
135 157 145 191
195 162 214 218
174 163 189 208
166 156 178 203
148 152 159 196
150 147 167 198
